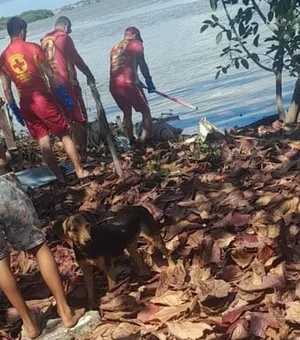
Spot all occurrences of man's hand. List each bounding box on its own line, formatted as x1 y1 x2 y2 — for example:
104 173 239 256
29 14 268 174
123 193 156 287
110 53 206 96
145 77 156 93
56 85 74 111
9 103 25 126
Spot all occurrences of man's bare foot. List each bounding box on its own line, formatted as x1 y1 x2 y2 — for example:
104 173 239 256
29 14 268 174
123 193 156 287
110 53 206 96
58 307 85 328
76 168 102 180
76 168 90 179
22 309 41 339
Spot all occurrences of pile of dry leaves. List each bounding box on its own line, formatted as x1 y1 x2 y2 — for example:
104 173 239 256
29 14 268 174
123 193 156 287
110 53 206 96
2 120 300 339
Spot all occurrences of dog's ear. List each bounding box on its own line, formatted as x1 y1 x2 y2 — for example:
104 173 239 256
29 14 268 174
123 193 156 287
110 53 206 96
62 217 74 248
81 211 97 226
52 219 64 238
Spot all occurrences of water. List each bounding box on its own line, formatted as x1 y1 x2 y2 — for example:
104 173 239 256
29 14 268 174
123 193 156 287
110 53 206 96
0 0 296 134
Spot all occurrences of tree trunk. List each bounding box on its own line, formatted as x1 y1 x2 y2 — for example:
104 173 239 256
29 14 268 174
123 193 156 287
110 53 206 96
275 70 285 118
285 77 300 124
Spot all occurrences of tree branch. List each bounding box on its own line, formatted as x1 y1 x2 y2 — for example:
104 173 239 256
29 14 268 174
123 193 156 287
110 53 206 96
251 0 276 32
221 0 275 73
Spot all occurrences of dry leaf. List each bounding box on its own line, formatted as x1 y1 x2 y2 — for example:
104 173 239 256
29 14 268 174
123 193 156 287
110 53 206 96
212 231 236 249
231 249 253 268
112 322 141 340
150 290 190 307
138 303 189 324
167 321 212 339
286 301 300 324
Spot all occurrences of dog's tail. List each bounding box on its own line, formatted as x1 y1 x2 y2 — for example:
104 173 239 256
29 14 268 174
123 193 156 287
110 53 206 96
125 206 174 267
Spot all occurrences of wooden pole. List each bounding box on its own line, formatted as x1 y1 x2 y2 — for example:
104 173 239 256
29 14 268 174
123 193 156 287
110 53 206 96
0 106 17 150
89 84 123 178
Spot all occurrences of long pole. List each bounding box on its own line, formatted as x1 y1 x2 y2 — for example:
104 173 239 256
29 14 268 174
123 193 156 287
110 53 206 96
141 84 198 110
154 90 198 110
89 84 123 178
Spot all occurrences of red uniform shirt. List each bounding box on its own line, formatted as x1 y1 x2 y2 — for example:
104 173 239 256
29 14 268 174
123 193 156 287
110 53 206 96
110 39 144 85
41 30 87 86
0 39 49 96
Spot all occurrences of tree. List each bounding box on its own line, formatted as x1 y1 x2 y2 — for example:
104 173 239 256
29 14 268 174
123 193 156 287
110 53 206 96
0 9 54 31
201 0 300 119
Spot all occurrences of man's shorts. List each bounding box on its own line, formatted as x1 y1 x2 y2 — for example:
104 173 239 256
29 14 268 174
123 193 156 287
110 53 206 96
54 85 87 123
0 175 45 260
109 82 149 113
20 92 69 140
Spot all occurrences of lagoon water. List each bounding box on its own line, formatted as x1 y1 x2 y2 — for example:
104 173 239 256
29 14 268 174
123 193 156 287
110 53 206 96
0 0 296 133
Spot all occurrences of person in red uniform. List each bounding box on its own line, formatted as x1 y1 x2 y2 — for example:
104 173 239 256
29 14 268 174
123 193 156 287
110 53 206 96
109 27 156 146
41 16 95 161
0 17 90 184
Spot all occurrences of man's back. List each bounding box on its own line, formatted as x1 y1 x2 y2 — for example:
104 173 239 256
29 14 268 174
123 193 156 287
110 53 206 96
41 30 80 86
110 39 144 85
0 39 49 96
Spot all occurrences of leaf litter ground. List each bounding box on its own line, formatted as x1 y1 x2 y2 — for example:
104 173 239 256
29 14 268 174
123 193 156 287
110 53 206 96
2 120 300 339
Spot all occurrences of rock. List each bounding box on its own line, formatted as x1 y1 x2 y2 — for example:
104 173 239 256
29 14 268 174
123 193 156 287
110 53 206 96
21 311 101 340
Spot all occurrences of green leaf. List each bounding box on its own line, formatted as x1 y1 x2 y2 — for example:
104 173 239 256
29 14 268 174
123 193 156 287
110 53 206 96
268 11 274 22
210 0 218 11
241 59 249 69
242 0 249 5
253 35 259 47
200 25 209 33
212 14 219 22
251 53 260 62
239 22 246 36
252 22 259 35
222 67 228 74
226 30 232 41
244 8 253 24
216 31 223 44
203 20 213 25
215 70 221 79
235 59 240 69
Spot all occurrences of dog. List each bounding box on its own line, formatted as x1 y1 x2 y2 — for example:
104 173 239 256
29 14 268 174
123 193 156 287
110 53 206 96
62 205 174 307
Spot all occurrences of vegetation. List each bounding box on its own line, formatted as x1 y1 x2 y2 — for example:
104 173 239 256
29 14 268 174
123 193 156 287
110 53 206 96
201 0 300 120
0 9 54 31
59 0 101 12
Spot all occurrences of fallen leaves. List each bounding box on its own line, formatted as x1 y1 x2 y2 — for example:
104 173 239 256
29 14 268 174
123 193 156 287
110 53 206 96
5 120 300 339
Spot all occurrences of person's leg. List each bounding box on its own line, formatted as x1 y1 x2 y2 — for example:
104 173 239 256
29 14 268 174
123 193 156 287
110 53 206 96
131 86 153 142
29 243 85 328
123 108 135 143
37 134 66 183
71 121 87 162
0 183 41 340
1 177 84 334
110 84 135 143
0 256 41 338
140 106 153 141
70 86 88 162
59 132 89 179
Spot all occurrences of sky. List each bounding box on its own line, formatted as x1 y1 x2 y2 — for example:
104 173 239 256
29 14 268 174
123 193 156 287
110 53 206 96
0 0 76 16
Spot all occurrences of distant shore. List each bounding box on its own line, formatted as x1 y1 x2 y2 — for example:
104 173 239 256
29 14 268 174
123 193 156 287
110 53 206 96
54 0 101 14
0 9 54 31
0 0 101 32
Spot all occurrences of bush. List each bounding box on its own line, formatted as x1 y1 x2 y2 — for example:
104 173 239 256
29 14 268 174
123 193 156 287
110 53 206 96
0 9 54 31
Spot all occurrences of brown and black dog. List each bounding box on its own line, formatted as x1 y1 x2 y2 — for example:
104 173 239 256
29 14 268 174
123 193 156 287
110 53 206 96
62 205 174 307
